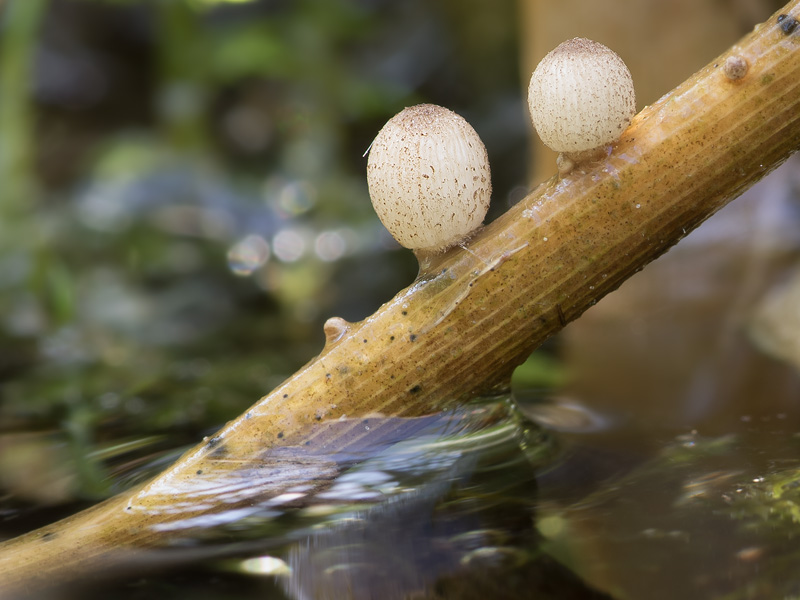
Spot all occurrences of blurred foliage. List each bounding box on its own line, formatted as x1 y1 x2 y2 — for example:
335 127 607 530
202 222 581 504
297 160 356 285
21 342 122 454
0 0 47 210
0 0 535 506
512 351 568 390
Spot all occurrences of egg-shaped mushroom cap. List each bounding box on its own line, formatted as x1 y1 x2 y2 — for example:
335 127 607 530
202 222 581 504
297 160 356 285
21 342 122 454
366 104 491 252
528 38 635 154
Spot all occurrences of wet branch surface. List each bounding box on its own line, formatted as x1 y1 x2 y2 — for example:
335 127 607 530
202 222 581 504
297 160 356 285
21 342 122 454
1 2 799 594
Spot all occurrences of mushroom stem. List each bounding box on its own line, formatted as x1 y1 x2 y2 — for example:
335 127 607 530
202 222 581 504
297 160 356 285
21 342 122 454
413 247 450 275
556 147 611 175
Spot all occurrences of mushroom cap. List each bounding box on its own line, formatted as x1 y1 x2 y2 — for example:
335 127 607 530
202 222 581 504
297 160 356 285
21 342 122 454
366 104 492 252
528 38 635 154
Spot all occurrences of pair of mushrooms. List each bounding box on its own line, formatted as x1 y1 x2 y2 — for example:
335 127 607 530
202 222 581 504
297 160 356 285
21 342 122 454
367 38 636 254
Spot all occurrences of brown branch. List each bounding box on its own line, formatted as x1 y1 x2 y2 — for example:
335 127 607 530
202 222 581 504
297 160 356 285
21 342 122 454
1 2 799 593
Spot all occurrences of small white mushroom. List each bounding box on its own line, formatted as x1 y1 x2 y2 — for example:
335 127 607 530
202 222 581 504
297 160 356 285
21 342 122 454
366 104 492 253
528 38 636 168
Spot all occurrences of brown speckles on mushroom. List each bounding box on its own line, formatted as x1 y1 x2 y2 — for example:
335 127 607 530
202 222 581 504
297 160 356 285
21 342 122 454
528 38 636 163
366 104 492 252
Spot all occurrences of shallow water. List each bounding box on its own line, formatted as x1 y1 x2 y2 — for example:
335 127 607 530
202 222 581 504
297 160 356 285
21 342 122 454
1 395 562 599
523 394 800 600
7 386 800 599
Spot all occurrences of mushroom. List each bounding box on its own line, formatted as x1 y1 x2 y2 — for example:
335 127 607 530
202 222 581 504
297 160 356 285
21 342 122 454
528 38 636 174
366 104 492 254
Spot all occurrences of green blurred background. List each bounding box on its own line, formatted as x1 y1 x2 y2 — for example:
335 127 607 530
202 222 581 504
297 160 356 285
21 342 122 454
0 0 531 505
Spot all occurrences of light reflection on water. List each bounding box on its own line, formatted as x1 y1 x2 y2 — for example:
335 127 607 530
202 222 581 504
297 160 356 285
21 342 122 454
520 390 800 600
277 397 556 600
10 392 800 599
516 395 616 433
44 395 567 598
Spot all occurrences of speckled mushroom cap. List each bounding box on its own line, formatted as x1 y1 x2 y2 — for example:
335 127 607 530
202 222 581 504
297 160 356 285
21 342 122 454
528 38 636 154
366 104 492 252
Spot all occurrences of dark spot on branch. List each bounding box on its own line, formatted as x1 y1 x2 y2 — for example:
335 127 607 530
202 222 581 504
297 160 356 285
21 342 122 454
778 14 798 34
283 394 289 399
41 532 56 542
206 436 222 448
196 470 203 475
277 432 284 439
410 334 417 342
556 304 567 327
409 385 422 394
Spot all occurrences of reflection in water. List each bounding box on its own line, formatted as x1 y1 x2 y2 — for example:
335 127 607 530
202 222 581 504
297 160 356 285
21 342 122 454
2 396 581 599
240 555 291 576
516 395 616 433
12 396 800 599
276 397 589 600
530 411 800 600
